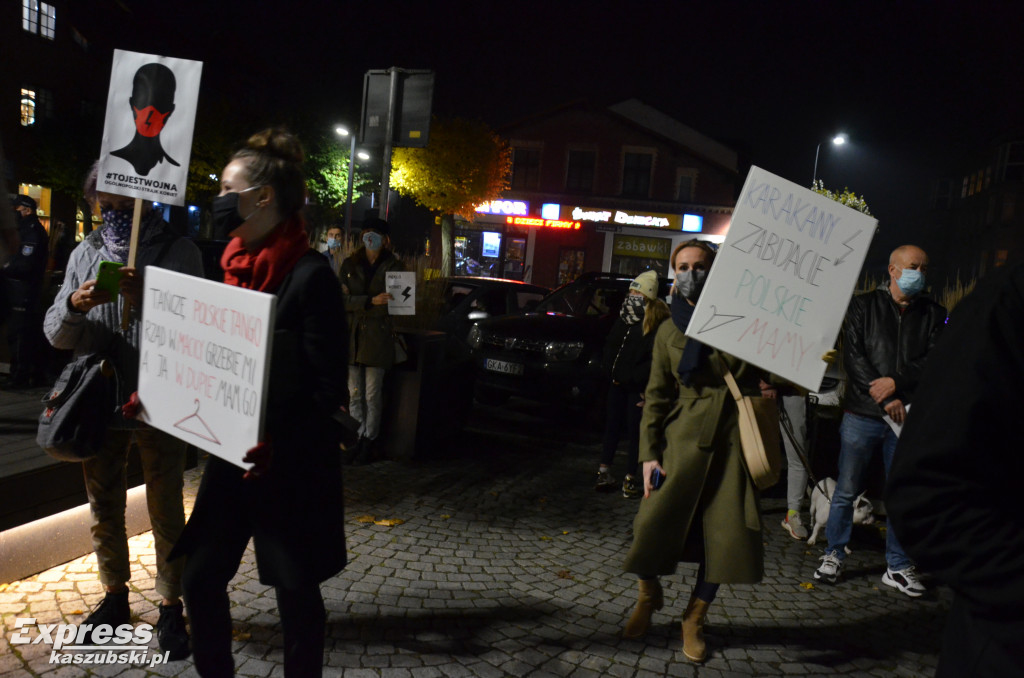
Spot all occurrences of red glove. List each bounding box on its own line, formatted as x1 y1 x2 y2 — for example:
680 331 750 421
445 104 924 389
121 391 142 419
242 442 272 480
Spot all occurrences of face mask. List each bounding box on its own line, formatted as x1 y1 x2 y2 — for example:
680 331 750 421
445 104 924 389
362 232 383 251
674 269 707 302
327 237 340 250
99 208 135 263
101 208 134 233
895 268 925 297
210 186 262 240
619 295 645 325
132 105 171 138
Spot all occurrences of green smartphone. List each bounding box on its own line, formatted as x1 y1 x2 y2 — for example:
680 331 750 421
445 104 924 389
95 261 124 297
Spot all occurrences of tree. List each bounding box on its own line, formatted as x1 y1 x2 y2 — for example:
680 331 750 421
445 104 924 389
390 117 511 275
306 134 376 224
811 180 872 216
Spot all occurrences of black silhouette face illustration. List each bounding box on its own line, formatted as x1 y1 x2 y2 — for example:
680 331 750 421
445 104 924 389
130 63 176 137
111 63 181 176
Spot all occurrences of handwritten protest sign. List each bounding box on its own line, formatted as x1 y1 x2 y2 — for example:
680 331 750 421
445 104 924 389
98 49 202 206
386 271 416 315
687 166 876 391
138 268 276 469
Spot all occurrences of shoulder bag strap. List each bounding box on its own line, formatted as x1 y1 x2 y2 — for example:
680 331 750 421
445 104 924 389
717 352 744 401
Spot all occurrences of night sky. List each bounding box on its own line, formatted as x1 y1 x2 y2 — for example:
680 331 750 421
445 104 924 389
70 1 1024 272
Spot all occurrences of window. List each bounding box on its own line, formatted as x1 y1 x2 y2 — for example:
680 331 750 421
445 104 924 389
1004 142 1024 182
676 169 698 202
621 151 653 197
20 88 52 125
565 149 595 192
20 89 36 126
23 1 56 39
511 147 541 189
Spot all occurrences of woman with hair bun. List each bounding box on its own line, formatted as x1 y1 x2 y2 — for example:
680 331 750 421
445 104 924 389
173 128 349 677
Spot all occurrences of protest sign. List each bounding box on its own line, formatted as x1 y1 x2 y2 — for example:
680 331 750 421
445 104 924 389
138 268 276 469
386 271 416 315
98 49 202 206
686 166 876 392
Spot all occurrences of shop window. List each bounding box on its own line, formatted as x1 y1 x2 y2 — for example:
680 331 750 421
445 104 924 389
565 150 595 192
20 89 36 126
557 248 586 286
23 1 56 39
511 147 541 189
621 151 653 198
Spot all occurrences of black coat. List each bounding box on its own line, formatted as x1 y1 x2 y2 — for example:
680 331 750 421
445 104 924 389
842 284 946 417
174 251 349 588
2 214 48 308
602 319 656 392
886 264 1024 676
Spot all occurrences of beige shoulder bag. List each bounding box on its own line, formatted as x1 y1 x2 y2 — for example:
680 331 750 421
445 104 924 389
719 357 782 490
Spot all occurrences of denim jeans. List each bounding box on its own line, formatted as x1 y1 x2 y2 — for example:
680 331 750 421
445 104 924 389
825 411 913 570
348 365 386 440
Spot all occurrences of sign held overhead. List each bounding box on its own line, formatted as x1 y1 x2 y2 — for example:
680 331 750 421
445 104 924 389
686 166 877 392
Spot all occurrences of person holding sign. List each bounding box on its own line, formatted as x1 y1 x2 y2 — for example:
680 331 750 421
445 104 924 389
42 162 204 659
622 240 770 663
339 216 404 465
174 129 348 678
812 245 946 595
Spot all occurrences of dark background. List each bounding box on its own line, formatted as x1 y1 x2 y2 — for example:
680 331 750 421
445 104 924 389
67 0 1024 273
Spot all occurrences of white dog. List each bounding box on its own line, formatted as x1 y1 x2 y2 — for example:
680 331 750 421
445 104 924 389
806 478 875 550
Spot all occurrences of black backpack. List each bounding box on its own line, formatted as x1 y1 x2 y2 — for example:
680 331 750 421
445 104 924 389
37 353 122 462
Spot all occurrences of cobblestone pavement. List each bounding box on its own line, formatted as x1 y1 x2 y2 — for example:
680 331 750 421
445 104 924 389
1 401 949 677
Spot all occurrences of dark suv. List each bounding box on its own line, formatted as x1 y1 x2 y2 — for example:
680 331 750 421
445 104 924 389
468 272 672 408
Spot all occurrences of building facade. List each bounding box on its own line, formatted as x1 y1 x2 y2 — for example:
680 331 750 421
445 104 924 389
449 100 739 289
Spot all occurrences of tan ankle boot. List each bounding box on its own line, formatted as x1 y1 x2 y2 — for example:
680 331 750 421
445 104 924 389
623 578 663 638
681 594 710 662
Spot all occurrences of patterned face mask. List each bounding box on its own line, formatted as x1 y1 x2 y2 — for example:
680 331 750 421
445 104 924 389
100 208 135 263
620 294 645 325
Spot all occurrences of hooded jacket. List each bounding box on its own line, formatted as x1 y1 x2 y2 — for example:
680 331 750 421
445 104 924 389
842 283 946 418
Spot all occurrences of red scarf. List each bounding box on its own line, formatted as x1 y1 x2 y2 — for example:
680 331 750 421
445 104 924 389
221 216 310 292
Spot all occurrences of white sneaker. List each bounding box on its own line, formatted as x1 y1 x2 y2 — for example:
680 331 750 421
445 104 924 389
813 550 843 584
882 567 926 597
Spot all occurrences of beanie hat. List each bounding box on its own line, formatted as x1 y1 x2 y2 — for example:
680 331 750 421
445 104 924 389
362 216 390 235
629 270 659 301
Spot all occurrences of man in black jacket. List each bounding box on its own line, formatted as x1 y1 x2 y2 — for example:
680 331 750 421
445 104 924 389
886 263 1024 676
2 194 49 388
813 245 946 594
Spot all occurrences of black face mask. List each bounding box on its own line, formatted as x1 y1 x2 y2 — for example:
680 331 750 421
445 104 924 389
210 193 244 241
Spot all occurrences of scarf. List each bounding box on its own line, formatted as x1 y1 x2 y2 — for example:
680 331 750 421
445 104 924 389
221 215 310 292
619 295 645 326
671 294 711 387
100 208 135 264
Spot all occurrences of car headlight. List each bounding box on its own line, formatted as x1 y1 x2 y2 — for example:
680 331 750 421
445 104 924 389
544 340 584 361
468 324 482 349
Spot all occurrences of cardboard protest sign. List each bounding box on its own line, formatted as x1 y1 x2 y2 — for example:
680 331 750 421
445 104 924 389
686 166 876 392
138 268 276 469
386 271 416 315
98 50 202 206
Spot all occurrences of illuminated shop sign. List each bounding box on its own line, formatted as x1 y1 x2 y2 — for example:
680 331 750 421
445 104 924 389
506 216 581 230
682 214 703 232
476 200 529 216
545 203 704 231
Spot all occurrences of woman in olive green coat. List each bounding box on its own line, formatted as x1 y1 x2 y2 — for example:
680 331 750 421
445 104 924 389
622 240 769 663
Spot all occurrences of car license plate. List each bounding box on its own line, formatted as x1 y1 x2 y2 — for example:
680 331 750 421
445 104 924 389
485 358 524 376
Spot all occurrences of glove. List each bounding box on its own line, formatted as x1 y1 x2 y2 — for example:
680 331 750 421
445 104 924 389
242 442 272 480
121 391 142 419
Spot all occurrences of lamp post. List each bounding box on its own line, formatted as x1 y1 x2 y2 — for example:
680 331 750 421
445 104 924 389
334 126 371 238
812 133 848 186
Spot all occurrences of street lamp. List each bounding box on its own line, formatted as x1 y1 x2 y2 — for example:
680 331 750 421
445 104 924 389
334 126 370 237
812 134 848 186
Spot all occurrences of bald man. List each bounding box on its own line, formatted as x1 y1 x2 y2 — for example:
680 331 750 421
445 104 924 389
813 245 947 595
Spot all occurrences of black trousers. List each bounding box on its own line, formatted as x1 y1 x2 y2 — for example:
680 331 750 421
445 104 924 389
600 382 642 473
181 514 326 677
6 307 44 383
